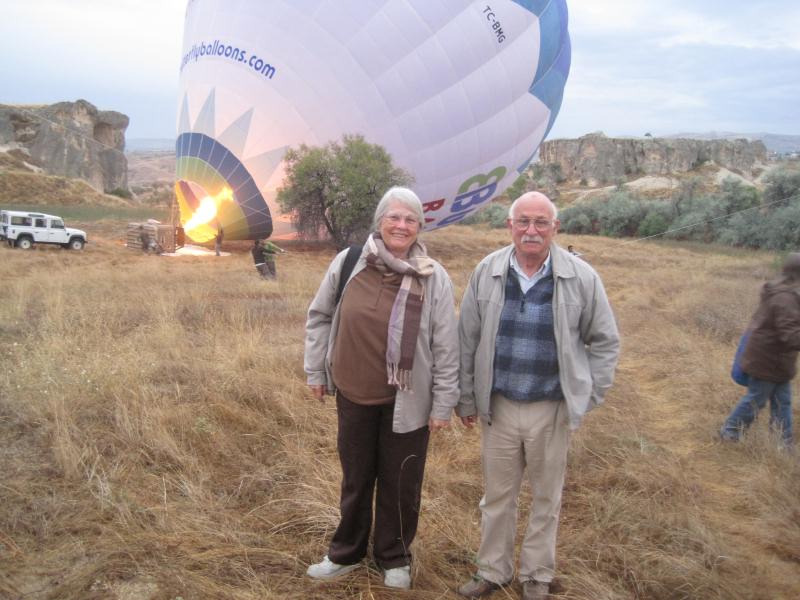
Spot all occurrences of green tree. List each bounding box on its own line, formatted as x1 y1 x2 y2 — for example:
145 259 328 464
559 201 599 234
504 174 530 201
277 134 412 248
597 191 645 237
762 168 800 208
671 176 704 217
718 177 760 214
637 202 673 238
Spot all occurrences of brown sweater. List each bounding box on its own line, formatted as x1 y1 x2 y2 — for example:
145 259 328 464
331 265 402 404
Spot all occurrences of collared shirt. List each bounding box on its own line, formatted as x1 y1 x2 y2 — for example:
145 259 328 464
510 251 552 294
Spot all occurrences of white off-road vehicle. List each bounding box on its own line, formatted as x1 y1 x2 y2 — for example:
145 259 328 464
1 210 87 250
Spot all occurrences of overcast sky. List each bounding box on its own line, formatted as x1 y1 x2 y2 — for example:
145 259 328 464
1 0 798 140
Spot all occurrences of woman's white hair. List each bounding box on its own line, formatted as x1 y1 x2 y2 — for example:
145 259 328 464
372 186 425 230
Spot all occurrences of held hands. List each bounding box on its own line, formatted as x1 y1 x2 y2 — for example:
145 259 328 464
460 414 477 429
308 384 327 402
429 413 478 431
429 417 450 432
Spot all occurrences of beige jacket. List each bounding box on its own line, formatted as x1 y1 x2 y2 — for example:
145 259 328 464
458 243 620 430
305 247 460 433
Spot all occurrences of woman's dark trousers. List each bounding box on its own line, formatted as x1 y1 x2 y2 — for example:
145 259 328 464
328 392 430 569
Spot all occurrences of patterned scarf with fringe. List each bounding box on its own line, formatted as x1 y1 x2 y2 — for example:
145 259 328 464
365 232 435 391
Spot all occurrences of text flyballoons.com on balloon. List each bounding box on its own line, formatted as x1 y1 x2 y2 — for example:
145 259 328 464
176 0 570 242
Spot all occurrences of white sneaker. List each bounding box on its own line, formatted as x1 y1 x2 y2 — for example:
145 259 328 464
383 565 411 589
306 555 360 579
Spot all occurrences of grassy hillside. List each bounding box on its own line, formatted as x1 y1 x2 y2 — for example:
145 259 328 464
0 170 130 207
0 224 798 599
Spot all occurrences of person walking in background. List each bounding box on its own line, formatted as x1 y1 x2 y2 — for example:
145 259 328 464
251 239 267 278
261 239 285 279
304 187 459 590
138 225 161 254
456 192 620 600
720 253 800 448
138 225 151 253
215 227 224 256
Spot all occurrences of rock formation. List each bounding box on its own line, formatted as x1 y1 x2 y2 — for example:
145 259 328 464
0 99 129 192
539 133 768 186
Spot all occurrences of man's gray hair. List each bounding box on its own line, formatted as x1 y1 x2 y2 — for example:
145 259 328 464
373 187 425 230
507 191 558 220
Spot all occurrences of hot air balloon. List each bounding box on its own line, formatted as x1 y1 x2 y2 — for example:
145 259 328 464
176 0 570 242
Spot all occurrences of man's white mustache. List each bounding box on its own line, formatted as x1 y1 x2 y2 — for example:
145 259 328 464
521 235 543 243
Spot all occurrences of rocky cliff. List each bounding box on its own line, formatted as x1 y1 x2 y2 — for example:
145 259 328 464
539 133 768 186
0 99 129 192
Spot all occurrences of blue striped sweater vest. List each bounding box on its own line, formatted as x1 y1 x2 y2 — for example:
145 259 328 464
492 269 564 402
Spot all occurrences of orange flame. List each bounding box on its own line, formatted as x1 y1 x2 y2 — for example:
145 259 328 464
184 187 233 235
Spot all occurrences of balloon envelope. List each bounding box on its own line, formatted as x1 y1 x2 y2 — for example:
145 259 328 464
176 0 570 242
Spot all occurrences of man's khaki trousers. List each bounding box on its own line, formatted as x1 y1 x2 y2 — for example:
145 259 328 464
476 394 570 584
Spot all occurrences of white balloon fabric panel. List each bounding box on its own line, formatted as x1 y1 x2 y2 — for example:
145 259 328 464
176 0 570 240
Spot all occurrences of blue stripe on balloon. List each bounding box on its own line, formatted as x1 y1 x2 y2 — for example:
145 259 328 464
236 180 262 211
531 3 561 87
188 132 202 158
534 70 567 132
527 0 570 121
513 1 571 175
514 49 568 175
175 133 187 157
226 163 250 192
208 141 229 174
509 0 554 17
218 152 241 181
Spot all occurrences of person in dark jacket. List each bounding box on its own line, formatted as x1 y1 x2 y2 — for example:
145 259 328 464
252 239 268 278
261 240 285 279
139 226 151 253
720 253 800 447
215 227 224 256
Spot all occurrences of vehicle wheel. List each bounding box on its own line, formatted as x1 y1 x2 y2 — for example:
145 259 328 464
16 237 33 250
68 238 85 250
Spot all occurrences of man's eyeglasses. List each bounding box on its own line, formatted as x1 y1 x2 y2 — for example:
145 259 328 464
511 218 554 231
384 213 420 226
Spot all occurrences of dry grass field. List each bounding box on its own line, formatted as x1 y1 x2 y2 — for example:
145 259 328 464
1 221 798 600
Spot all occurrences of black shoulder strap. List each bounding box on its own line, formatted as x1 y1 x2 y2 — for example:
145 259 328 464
335 245 362 305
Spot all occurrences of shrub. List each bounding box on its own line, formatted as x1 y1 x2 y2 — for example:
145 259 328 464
637 212 670 239
762 168 800 208
762 204 800 250
503 175 530 201
597 192 645 237
717 211 767 248
559 207 593 234
718 178 759 213
108 187 133 200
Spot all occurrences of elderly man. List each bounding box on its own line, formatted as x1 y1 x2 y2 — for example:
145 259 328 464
456 192 620 600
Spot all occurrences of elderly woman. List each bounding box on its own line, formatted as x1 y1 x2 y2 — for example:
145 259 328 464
304 186 459 589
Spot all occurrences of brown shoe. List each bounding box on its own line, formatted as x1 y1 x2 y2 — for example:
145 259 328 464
522 580 550 600
457 575 502 598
